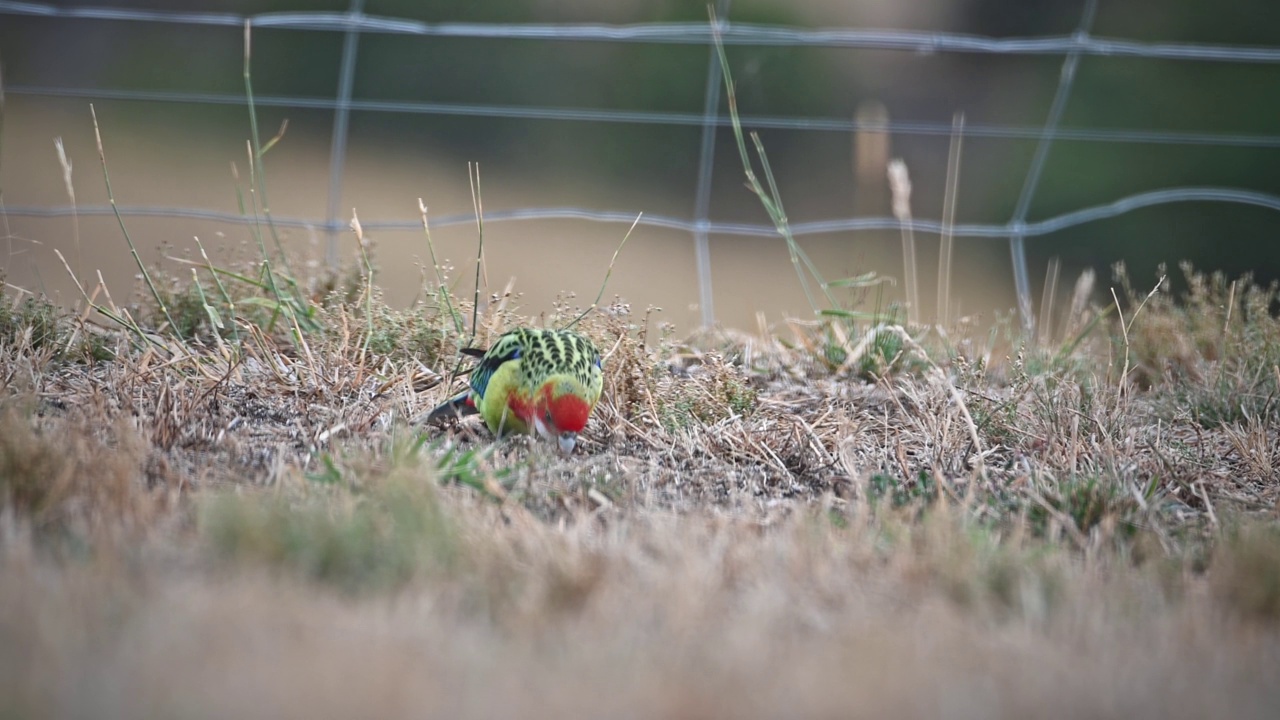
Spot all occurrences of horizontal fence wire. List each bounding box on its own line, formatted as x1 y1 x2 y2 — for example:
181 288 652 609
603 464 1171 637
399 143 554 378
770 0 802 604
6 1 1280 63
9 188 1280 237
10 84 1280 149
4 0 1280 325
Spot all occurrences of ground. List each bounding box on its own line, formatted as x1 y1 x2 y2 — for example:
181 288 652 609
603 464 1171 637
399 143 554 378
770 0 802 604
1 265 1279 719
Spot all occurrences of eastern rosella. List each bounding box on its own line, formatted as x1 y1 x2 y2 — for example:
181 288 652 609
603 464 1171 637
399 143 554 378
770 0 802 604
426 327 604 453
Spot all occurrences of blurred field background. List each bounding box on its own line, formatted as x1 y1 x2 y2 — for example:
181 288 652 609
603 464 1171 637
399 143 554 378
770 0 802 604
4 0 1280 331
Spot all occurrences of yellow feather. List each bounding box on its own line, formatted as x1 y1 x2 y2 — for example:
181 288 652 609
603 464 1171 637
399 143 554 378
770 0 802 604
475 358 531 436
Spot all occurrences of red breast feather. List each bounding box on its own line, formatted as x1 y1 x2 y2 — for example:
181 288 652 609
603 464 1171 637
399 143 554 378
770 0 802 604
545 388 591 433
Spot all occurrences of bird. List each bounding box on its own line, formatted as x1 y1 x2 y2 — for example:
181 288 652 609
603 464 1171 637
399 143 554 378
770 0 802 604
425 327 604 453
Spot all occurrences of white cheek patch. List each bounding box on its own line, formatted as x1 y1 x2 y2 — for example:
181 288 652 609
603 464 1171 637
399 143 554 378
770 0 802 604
532 414 554 440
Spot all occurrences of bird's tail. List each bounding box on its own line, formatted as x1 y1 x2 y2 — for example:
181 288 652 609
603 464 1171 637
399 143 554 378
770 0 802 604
422 391 477 424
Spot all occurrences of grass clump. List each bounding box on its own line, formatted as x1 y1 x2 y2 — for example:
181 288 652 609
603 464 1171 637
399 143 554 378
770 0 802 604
865 471 939 509
200 449 455 595
0 293 111 364
850 323 909 378
1213 523 1280 622
0 404 155 544
933 531 1063 619
871 506 1066 620
1025 474 1143 544
0 296 62 351
348 298 449 366
1119 263 1280 428
655 352 758 432
150 281 212 342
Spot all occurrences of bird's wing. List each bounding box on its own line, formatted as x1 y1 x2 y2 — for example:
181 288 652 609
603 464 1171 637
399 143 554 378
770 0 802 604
466 330 526 400
423 390 477 423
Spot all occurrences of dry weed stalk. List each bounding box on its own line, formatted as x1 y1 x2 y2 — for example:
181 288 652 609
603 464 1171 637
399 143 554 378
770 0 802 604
887 159 919 326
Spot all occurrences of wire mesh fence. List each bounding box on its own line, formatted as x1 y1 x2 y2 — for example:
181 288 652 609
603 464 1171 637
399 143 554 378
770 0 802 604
3 0 1280 328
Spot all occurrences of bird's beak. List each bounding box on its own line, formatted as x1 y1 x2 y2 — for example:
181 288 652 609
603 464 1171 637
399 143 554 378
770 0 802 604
557 432 578 454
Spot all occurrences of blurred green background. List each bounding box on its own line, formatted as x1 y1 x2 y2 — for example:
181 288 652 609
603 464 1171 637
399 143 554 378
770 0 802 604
2 0 1279 330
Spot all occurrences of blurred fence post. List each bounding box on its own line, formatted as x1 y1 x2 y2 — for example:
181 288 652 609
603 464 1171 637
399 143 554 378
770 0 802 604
325 0 366 267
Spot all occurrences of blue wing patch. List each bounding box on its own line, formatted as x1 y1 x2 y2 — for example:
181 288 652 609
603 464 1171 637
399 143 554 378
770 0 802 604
464 332 524 399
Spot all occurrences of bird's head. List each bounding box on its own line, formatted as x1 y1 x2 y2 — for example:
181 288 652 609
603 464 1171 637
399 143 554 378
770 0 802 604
534 376 596 453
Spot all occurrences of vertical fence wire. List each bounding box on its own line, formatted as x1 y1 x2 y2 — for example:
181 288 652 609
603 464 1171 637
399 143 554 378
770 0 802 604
1007 0 1099 333
692 0 733 327
324 0 365 266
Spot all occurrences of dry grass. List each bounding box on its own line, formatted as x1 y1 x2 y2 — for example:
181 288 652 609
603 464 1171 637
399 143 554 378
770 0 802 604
1 257 1279 719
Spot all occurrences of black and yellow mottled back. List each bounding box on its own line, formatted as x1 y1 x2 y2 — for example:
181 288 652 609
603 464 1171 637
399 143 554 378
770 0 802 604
466 327 602 404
